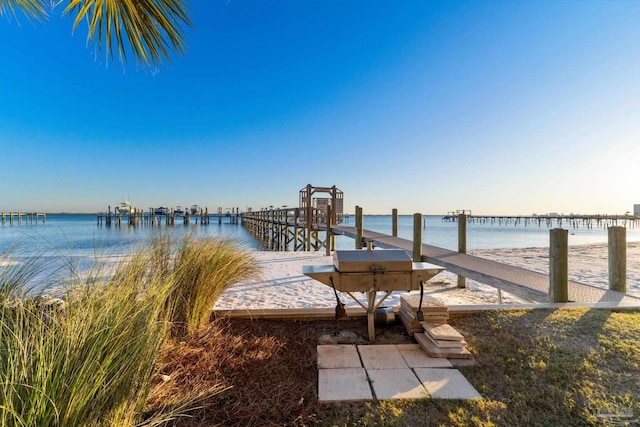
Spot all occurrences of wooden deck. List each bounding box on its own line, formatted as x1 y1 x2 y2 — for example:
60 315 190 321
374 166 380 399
332 226 640 305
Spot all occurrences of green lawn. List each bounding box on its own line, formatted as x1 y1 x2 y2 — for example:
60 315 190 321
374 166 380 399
317 308 640 426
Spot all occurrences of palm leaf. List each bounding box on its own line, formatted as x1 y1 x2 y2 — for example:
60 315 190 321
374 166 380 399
63 0 192 68
0 0 49 21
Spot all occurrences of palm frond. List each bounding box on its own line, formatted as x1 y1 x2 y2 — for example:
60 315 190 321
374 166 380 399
0 0 49 21
63 0 192 68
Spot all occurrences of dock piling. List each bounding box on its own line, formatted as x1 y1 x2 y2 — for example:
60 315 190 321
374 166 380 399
458 213 467 289
413 213 422 261
608 226 626 293
549 228 569 303
355 206 364 249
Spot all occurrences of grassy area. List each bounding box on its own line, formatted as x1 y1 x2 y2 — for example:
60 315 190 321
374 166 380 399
318 308 640 426
148 309 640 426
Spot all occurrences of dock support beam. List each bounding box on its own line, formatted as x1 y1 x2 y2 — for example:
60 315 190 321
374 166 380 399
458 213 467 288
608 226 626 293
413 213 422 261
549 228 569 303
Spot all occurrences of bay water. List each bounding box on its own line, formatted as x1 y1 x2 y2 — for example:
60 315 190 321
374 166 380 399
2 214 638 257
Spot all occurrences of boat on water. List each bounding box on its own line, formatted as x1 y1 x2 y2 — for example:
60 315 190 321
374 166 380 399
154 207 169 215
115 201 134 215
190 205 202 215
174 206 185 216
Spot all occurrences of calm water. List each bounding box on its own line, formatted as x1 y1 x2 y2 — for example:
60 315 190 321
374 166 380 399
0 214 263 257
2 214 638 257
345 215 640 251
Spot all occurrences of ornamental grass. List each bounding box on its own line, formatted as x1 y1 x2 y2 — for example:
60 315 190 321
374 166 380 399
0 235 257 426
167 235 260 336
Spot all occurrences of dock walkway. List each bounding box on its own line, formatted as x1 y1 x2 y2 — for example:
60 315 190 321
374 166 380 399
332 226 640 305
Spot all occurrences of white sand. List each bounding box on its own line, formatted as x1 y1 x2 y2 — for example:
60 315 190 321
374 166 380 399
213 242 640 310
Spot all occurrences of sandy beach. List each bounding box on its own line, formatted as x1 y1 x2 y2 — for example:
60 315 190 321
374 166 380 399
213 242 640 310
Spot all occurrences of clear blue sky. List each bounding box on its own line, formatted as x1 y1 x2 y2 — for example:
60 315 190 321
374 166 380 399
1 0 638 215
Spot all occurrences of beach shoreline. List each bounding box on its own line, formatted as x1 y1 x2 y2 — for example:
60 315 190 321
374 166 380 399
214 242 640 310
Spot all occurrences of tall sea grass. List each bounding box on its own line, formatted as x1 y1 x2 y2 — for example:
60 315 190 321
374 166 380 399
0 247 175 426
167 236 260 336
0 234 258 426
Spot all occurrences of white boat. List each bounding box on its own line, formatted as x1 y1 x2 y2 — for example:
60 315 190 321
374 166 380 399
154 207 168 215
190 205 202 215
115 201 134 215
174 206 185 216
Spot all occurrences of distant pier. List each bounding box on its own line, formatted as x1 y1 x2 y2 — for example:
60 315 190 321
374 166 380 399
441 210 640 229
96 206 242 227
1 212 46 226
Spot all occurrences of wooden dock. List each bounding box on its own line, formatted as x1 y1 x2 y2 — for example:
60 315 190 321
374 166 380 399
1 212 46 225
331 225 640 305
442 212 640 229
97 207 242 227
240 193 639 306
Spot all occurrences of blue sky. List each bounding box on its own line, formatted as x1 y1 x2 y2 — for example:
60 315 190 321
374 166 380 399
1 0 638 215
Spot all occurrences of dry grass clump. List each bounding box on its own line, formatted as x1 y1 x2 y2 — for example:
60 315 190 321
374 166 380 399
165 236 260 336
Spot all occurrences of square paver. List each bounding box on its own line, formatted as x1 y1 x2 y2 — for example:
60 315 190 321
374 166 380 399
357 345 408 369
317 345 361 369
413 368 482 399
318 368 373 402
367 368 429 400
396 344 453 368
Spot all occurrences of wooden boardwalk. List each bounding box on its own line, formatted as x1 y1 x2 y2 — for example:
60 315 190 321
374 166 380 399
332 226 640 305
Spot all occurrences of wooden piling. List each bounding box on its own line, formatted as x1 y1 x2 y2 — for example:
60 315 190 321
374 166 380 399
355 206 363 249
608 226 626 293
458 213 467 288
549 228 569 303
392 208 398 237
326 205 333 256
413 213 422 261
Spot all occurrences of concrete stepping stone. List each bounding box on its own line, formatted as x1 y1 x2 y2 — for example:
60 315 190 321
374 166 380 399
368 368 429 400
414 368 482 399
357 344 408 369
317 345 361 369
415 333 473 359
424 333 468 349
396 344 453 368
318 368 372 402
422 323 464 341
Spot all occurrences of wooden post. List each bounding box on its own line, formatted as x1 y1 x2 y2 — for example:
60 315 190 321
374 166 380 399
392 208 398 237
413 213 422 262
326 205 333 256
457 213 467 288
549 228 568 303
355 206 363 249
608 226 626 293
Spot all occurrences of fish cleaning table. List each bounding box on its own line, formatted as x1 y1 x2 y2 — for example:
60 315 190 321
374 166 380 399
303 249 444 342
